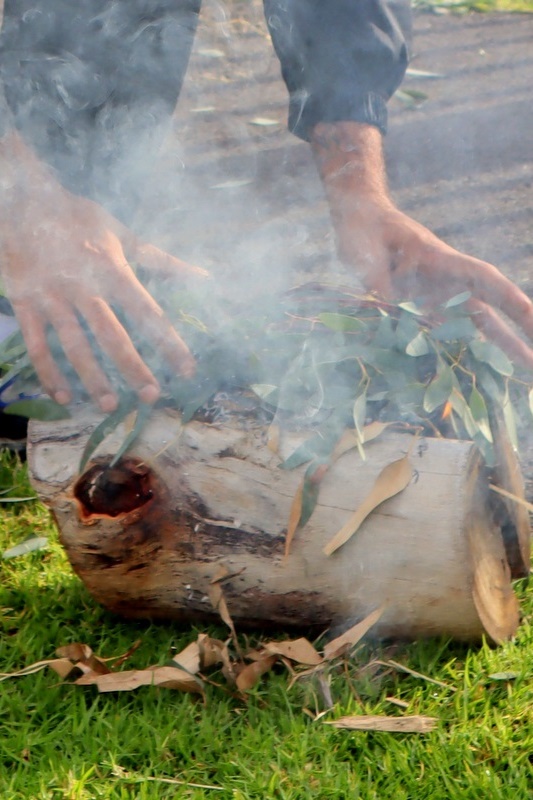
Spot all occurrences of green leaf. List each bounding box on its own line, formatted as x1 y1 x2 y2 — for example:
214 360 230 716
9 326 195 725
430 317 477 342
79 394 137 474
109 403 154 468
4 398 71 421
423 366 453 413
442 291 471 309
397 301 425 316
299 463 323 528
250 384 278 401
373 314 395 347
317 312 367 333
450 388 478 439
279 437 321 471
3 535 48 559
476 365 505 403
406 331 430 357
468 386 493 442
394 88 428 108
468 340 514 377
395 313 422 350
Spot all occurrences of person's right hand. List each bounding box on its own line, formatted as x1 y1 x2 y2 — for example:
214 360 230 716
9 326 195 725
0 133 207 412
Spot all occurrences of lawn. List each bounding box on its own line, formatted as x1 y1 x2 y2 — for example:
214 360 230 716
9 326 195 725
1 449 532 799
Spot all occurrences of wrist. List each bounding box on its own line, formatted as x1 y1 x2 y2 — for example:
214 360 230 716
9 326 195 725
311 121 393 219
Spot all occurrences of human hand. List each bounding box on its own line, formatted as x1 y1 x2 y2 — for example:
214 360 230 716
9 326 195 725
0 133 207 412
312 122 533 370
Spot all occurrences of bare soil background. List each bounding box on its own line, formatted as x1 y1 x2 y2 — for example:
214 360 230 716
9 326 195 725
135 3 533 489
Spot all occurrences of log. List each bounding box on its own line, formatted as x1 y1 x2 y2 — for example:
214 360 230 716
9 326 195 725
27 407 528 643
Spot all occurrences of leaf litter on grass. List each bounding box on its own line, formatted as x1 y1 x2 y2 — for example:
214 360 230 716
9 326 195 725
0 604 443 734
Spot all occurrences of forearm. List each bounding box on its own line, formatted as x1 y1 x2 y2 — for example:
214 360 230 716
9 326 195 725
311 121 392 218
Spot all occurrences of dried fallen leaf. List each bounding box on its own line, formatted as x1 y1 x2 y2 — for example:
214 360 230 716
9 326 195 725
236 656 277 692
284 479 304 558
210 179 253 190
267 423 280 453
0 658 75 682
264 638 323 666
172 641 201 675
323 607 385 661
197 634 228 670
77 665 204 695
248 116 279 126
208 572 239 652
56 643 110 675
324 454 413 556
324 714 437 733
331 422 390 462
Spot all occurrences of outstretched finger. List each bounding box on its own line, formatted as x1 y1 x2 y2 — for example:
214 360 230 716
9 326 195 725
77 294 162 403
421 245 533 342
12 301 72 405
468 298 533 372
43 297 120 412
112 269 196 379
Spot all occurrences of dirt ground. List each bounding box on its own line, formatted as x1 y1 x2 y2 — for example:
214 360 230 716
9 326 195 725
136 3 533 486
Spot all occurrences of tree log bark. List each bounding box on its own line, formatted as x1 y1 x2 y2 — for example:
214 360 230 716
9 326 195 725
28 408 527 643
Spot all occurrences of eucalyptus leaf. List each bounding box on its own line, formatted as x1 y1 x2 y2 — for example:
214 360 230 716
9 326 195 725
395 88 428 107
397 301 425 316
430 317 477 342
468 386 493 443
468 340 513 377
250 384 278 401
442 291 471 309
450 388 478 439
317 312 367 333
299 463 322 528
406 331 430 357
3 535 48 559
4 398 71 421
423 367 453 413
109 403 154 467
79 394 137 474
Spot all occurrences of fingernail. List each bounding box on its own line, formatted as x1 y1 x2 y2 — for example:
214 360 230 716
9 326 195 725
139 384 160 404
99 393 118 413
54 390 71 405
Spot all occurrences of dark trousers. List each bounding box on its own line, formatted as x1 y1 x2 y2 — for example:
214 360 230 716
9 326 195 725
0 1 202 221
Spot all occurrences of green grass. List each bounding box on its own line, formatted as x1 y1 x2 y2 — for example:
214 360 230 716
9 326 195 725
1 450 533 799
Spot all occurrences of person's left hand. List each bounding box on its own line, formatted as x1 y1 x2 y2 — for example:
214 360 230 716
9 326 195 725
311 121 533 370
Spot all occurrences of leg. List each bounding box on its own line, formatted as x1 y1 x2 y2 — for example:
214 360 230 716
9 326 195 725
0 0 202 220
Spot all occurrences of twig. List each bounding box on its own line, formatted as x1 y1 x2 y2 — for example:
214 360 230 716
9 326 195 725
374 659 457 692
